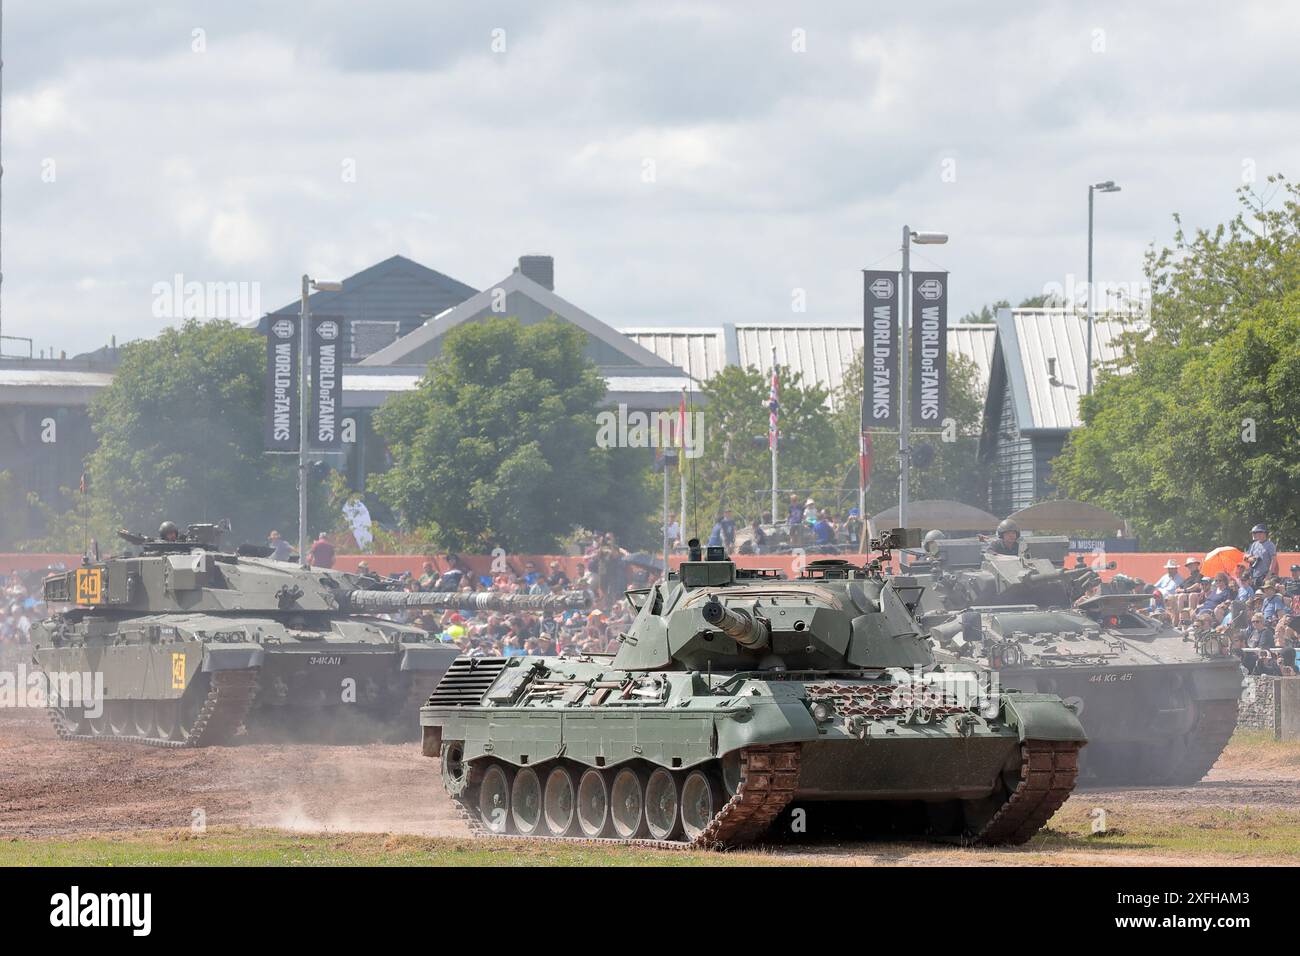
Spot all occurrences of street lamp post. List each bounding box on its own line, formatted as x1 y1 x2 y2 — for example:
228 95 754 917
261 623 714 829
898 226 947 529
298 275 343 565
1086 180 1121 395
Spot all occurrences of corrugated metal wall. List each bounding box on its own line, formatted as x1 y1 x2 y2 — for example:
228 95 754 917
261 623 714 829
991 378 1035 515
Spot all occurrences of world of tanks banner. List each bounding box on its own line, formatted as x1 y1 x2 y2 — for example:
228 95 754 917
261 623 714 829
910 271 948 424
862 270 899 429
263 314 299 451
309 315 347 449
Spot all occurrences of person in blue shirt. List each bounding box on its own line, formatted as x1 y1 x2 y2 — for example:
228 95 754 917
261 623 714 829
1197 572 1234 622
707 515 726 548
812 509 835 546
787 494 804 527
1245 524 1277 587
1260 582 1286 623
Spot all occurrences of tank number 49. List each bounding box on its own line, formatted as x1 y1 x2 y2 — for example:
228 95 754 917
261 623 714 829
1088 672 1134 683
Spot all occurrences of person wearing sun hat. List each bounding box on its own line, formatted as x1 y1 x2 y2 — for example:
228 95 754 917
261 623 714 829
1245 524 1278 587
1171 556 1204 626
1150 558 1183 613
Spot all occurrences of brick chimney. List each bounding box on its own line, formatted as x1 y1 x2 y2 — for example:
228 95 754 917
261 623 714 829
516 255 554 291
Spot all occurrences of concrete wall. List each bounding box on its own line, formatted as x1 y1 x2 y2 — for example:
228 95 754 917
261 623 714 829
1238 675 1277 730
1238 676 1300 740
1277 678 1300 741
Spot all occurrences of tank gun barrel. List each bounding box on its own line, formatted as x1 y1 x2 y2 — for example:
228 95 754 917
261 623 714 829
702 596 770 650
345 589 592 612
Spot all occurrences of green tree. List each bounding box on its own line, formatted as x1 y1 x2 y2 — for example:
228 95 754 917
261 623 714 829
31 319 301 550
680 365 840 531
1054 176 1300 548
372 315 654 552
831 351 988 519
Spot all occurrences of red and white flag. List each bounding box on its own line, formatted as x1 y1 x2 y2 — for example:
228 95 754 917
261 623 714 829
859 431 872 487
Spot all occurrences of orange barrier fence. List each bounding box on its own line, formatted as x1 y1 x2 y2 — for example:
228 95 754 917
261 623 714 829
5 551 1299 583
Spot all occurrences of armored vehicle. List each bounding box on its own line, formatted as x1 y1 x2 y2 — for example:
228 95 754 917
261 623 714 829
908 535 1243 787
420 532 1085 850
30 523 590 747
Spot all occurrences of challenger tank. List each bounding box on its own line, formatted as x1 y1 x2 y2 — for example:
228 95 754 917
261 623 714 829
29 522 590 747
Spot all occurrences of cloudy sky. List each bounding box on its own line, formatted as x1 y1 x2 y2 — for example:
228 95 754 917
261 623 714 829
4 0 1299 356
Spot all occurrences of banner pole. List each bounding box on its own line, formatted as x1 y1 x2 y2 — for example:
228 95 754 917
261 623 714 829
899 225 911 529
298 275 310 566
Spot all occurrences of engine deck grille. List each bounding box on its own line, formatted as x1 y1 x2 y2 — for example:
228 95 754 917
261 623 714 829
426 657 508 706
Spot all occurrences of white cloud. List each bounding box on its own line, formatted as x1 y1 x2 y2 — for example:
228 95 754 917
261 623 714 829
2 0 1299 353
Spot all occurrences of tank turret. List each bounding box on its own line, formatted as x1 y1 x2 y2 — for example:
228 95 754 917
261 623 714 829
41 527 590 618
420 529 1086 850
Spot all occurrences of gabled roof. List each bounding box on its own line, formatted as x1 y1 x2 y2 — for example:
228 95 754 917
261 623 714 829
359 268 677 371
993 308 1137 433
261 255 479 358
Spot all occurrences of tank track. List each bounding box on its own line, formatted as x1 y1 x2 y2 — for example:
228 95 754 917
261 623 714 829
446 740 1076 851
972 739 1080 846
449 744 802 851
1165 698 1239 785
47 669 260 749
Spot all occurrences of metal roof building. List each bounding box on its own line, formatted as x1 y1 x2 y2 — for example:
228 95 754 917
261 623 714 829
624 322 997 407
979 308 1138 515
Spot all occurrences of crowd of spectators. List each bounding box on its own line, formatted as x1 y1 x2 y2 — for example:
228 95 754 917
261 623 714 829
690 494 864 555
360 532 653 659
0 568 50 666
1135 526 1300 676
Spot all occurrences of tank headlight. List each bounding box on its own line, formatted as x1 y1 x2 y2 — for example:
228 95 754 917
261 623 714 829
811 701 833 722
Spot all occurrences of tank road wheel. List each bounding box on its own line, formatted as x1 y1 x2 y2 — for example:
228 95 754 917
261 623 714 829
680 770 722 842
84 709 110 736
105 700 133 736
576 768 612 838
477 764 513 834
440 741 471 797
644 768 682 841
178 674 210 740
543 765 579 837
130 700 157 738
610 766 649 839
510 767 544 836
155 700 183 741
720 751 743 796
54 707 90 735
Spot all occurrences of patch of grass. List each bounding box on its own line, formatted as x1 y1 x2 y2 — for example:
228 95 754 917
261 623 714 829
0 828 780 867
1033 802 1300 861
1217 729 1300 770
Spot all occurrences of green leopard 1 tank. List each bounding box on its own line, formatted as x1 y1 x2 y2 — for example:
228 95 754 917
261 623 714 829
29 522 591 747
906 534 1244 787
419 531 1086 850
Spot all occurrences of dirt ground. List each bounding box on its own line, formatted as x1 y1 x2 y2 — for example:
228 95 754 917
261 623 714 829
2 706 1297 864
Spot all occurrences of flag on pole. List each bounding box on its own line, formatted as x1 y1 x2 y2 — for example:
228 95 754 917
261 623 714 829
79 473 87 496
859 431 872 487
766 364 780 450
